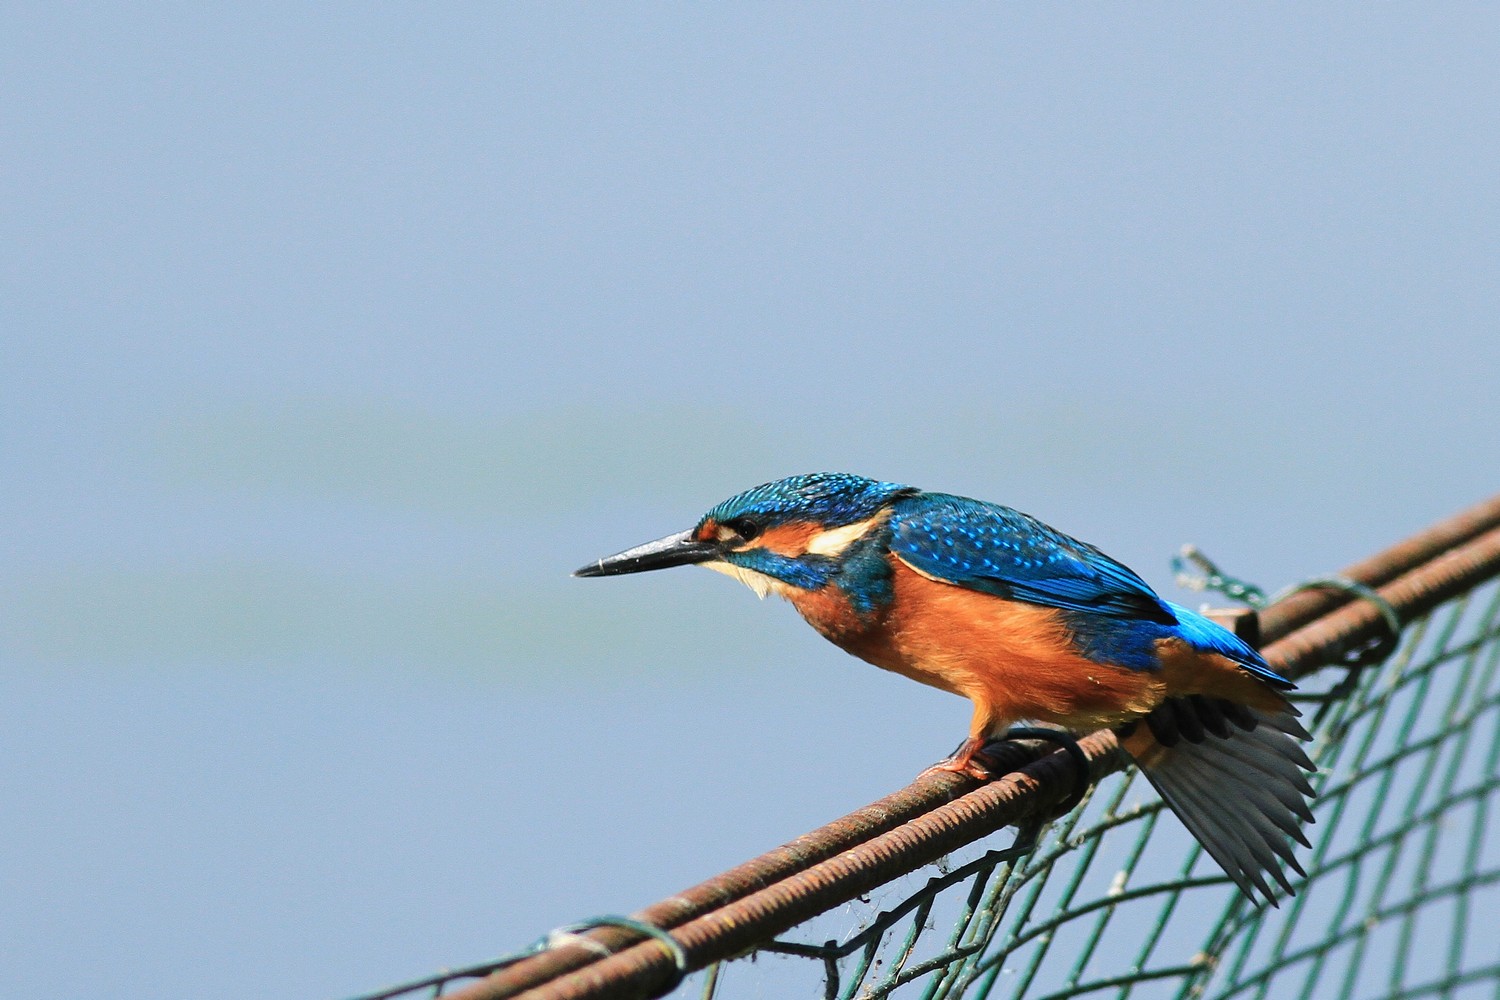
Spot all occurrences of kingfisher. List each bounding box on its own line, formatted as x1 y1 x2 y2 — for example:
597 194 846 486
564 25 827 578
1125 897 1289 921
575 473 1315 903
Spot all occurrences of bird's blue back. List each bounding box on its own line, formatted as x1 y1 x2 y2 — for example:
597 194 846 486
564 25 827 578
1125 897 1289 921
886 493 1287 686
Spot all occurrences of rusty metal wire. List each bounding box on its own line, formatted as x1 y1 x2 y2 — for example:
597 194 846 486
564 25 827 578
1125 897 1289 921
347 493 1500 1000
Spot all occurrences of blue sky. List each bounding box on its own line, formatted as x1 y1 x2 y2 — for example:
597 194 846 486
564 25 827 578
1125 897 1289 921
3 6 1497 998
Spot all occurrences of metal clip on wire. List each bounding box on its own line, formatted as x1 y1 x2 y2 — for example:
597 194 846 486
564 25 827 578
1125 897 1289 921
341 915 688 1000
545 916 690 994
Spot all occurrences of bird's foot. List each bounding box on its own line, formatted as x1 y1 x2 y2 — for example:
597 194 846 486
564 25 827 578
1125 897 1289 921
921 736 994 781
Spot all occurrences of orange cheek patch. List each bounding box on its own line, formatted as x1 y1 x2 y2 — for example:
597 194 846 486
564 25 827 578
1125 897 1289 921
694 520 720 543
756 522 822 557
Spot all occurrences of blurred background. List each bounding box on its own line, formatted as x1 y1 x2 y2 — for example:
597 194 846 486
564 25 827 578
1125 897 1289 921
3 6 1496 998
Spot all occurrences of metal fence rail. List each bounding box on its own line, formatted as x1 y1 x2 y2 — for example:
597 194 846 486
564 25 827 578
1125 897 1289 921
352 493 1500 1000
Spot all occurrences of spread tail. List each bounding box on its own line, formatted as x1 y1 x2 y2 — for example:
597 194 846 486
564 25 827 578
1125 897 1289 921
1117 697 1316 906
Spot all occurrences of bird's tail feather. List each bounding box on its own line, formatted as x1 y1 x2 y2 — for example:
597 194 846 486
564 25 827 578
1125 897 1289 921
1118 699 1316 906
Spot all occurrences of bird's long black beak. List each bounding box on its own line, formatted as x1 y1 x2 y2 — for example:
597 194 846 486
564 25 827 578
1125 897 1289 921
573 530 721 577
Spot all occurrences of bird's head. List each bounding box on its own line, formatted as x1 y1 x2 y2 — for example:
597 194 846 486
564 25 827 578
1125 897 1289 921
574 473 916 596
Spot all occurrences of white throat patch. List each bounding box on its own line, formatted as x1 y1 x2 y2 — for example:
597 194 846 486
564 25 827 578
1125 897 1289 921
701 560 787 599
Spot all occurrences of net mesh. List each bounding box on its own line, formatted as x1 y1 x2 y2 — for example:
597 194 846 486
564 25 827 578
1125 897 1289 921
697 578 1500 1000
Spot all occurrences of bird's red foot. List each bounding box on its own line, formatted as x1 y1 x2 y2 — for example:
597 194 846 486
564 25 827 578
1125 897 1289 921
921 736 994 781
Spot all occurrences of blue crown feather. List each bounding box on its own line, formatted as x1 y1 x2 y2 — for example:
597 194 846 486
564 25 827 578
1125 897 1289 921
699 473 915 531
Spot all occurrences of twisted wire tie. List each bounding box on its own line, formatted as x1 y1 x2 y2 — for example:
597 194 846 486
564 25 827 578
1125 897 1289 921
543 916 690 994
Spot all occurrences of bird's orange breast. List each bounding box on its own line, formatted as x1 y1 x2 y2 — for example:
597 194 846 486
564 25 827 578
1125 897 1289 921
788 557 1170 732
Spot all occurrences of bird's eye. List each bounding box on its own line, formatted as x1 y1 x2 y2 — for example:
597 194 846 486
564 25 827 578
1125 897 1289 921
722 517 762 542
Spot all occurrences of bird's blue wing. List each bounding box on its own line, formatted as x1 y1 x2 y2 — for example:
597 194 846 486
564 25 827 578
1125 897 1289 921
889 493 1176 623
887 493 1290 685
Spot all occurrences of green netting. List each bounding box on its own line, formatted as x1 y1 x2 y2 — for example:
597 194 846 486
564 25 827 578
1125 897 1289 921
696 579 1500 1000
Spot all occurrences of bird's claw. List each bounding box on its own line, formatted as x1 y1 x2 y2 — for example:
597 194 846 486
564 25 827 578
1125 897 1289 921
941 757 995 781
920 736 994 781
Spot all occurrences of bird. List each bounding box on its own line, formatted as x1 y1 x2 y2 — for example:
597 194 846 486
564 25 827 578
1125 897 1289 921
575 472 1315 904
